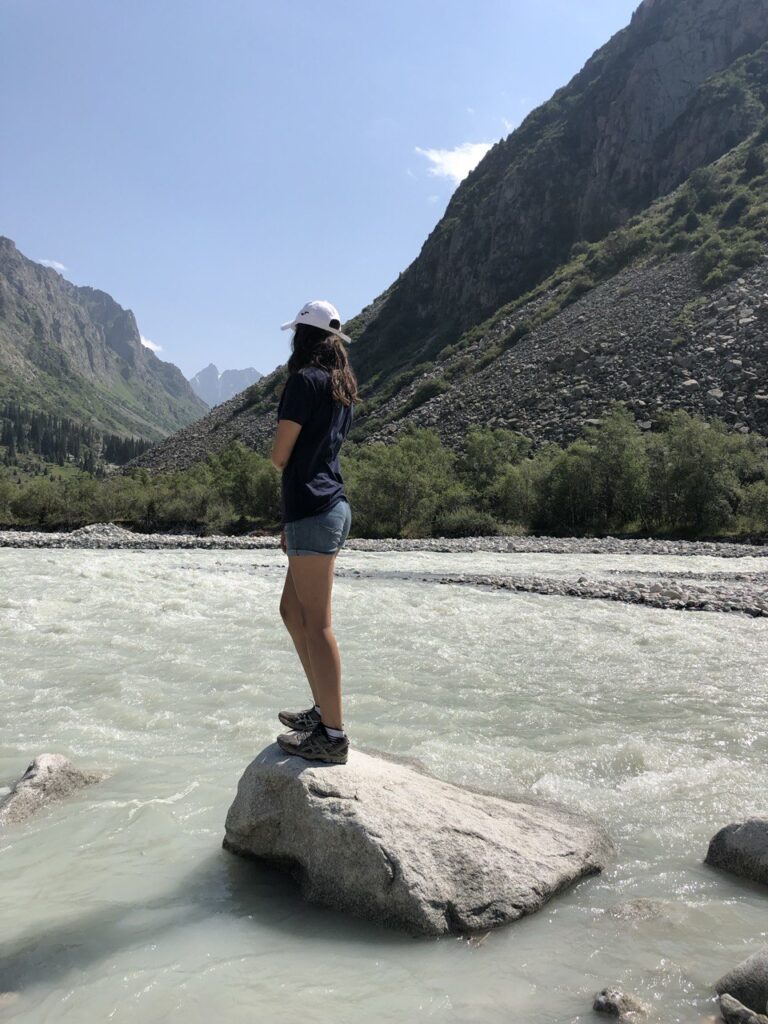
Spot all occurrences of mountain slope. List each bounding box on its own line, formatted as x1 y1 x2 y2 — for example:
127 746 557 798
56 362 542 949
128 0 768 473
345 0 768 388
0 237 207 439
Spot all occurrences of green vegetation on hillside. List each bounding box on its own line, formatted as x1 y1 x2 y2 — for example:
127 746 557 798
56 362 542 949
1 401 151 472
2 407 766 540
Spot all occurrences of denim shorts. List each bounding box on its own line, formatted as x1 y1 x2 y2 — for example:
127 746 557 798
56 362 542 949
284 499 352 556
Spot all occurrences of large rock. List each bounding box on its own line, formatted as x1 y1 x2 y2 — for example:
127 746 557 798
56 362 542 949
716 949 768 1016
706 820 768 886
0 754 102 825
719 993 768 1024
222 744 613 936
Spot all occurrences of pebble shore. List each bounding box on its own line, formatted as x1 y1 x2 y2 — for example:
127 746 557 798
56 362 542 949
2 523 766 617
1 521 766 556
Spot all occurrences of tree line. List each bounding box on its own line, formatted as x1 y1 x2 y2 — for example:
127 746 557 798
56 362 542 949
0 401 152 470
1 404 766 539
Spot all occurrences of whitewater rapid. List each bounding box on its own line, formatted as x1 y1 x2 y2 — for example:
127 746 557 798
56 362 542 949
1 548 766 1023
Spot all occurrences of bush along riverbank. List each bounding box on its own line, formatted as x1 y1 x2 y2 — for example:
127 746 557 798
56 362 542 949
0 405 766 541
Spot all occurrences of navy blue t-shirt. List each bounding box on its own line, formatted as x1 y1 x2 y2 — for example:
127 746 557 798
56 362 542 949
277 366 354 524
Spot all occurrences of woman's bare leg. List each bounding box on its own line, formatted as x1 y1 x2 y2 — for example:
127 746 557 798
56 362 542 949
287 552 342 730
279 567 319 708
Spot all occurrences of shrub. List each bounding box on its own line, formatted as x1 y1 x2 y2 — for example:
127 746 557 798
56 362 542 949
433 506 501 537
342 428 468 537
398 378 450 416
740 480 768 532
719 191 751 228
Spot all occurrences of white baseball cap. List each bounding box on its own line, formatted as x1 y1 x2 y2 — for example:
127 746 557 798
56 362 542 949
280 299 351 343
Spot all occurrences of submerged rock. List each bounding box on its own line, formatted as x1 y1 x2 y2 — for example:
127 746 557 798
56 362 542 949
719 993 768 1024
0 754 102 826
716 949 768 1016
593 987 649 1017
222 744 613 936
706 820 768 885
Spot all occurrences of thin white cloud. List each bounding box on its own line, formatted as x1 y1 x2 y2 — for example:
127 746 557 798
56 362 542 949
140 334 163 354
38 258 67 272
427 195 440 204
415 141 493 185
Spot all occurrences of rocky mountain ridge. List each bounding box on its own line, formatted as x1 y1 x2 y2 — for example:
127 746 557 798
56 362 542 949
0 237 207 439
189 363 262 407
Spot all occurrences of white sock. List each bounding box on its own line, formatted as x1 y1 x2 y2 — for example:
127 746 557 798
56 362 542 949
323 725 346 740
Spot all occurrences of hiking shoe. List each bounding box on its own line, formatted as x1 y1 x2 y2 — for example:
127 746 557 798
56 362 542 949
278 706 321 731
277 722 349 765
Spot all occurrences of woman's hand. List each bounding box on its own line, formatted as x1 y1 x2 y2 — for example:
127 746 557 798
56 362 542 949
280 528 287 554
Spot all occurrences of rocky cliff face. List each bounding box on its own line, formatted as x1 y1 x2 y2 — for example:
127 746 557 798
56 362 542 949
0 237 207 438
346 0 768 386
189 363 262 407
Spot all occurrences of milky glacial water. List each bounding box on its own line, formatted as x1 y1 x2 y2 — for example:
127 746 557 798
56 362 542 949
1 549 767 1024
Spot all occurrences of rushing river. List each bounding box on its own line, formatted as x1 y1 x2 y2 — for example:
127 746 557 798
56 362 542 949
1 548 767 1023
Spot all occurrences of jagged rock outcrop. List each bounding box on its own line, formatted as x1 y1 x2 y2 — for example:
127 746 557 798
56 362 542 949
189 363 262 407
0 754 102 825
0 237 207 438
222 744 613 937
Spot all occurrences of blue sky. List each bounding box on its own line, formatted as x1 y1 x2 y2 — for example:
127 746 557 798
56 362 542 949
1 0 639 379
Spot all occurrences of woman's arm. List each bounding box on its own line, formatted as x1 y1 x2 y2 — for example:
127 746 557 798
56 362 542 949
271 418 302 470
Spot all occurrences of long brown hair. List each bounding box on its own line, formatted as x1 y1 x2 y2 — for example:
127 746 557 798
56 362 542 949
285 323 359 406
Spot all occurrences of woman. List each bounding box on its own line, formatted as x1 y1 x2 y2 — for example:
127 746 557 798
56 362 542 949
270 300 357 765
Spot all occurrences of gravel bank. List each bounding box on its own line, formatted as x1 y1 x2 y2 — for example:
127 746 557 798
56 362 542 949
0 522 766 557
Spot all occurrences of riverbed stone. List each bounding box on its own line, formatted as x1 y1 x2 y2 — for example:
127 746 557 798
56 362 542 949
715 949 768 1014
222 744 613 936
593 988 649 1017
706 819 768 885
719 994 768 1024
0 754 102 826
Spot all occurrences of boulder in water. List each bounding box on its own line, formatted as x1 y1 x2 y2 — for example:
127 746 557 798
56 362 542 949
719 993 768 1024
716 949 768 1017
706 820 768 886
593 988 649 1018
222 744 613 936
0 754 102 826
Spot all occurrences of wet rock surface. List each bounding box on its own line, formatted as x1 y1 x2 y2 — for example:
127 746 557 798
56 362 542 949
223 744 613 937
719 993 768 1024
706 820 768 885
593 987 649 1018
0 754 102 826
716 949 768 1018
